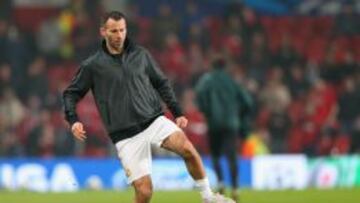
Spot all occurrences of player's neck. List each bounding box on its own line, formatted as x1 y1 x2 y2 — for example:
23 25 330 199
106 42 123 55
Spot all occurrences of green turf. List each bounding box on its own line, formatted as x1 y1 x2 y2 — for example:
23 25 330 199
1 188 360 203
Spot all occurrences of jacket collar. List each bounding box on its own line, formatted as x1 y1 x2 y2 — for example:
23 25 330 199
101 37 135 56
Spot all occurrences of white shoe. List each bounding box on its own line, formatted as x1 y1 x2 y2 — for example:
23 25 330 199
203 193 236 203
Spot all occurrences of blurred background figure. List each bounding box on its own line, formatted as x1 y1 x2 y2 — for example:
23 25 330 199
195 58 253 202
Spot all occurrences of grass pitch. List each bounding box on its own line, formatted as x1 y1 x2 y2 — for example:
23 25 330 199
1 188 359 203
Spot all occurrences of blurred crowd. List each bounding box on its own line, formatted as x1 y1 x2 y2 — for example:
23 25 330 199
0 0 359 158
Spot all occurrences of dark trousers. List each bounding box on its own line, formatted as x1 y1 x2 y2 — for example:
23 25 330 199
208 128 238 189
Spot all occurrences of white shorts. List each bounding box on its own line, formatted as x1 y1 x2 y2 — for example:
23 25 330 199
114 116 181 184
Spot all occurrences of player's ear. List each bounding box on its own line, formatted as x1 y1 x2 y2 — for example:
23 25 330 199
100 26 106 37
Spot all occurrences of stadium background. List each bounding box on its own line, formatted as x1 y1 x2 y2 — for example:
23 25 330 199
0 0 359 202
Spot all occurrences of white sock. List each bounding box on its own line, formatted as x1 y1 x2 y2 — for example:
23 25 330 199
195 178 213 200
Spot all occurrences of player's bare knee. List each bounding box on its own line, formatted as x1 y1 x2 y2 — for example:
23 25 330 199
134 183 152 199
136 186 153 199
181 141 196 159
133 177 153 198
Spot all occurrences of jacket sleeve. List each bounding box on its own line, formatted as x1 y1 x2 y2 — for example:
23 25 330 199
237 84 254 138
144 50 183 118
194 75 209 114
62 62 93 126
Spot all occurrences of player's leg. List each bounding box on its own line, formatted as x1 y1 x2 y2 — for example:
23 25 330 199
161 131 235 203
114 131 153 203
208 129 225 194
211 156 224 192
151 116 235 203
161 130 206 179
132 175 153 203
161 130 216 202
223 130 239 202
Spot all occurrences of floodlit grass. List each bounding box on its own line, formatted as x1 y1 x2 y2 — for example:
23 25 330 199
1 188 360 203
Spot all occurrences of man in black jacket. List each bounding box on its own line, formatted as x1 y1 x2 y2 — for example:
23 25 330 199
63 11 234 203
196 59 253 202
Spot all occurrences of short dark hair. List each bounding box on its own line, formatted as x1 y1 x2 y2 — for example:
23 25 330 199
101 11 126 26
212 58 226 70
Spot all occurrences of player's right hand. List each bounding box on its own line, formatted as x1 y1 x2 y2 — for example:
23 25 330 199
71 122 87 141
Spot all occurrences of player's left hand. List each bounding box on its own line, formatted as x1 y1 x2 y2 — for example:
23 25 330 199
175 116 188 129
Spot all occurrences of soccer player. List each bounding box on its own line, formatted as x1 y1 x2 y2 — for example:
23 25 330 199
195 58 253 202
63 11 234 203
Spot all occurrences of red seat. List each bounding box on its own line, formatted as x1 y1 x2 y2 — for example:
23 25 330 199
306 38 328 63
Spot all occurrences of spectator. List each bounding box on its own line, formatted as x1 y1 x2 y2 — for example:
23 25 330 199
161 33 189 84
25 56 49 103
241 127 270 158
246 31 270 82
259 67 292 152
151 3 180 49
71 11 98 61
25 109 55 157
259 67 291 114
338 77 360 136
0 130 24 157
286 63 309 98
0 63 12 92
334 3 360 36
272 34 300 73
36 17 62 60
181 1 204 43
187 42 208 86
0 19 10 64
0 87 25 129
239 6 263 51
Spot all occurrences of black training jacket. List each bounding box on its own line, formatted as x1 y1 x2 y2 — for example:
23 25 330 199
63 38 183 143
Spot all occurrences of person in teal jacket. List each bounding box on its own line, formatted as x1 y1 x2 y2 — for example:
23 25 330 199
195 58 253 202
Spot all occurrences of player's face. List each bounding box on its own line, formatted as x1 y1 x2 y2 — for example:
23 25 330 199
100 18 127 51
